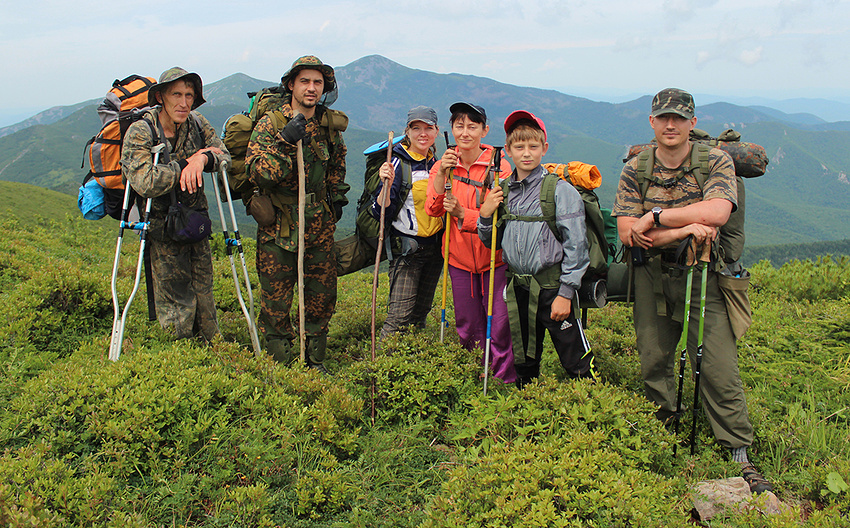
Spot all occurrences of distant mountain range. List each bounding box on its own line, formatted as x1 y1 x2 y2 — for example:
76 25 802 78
1 54 848 247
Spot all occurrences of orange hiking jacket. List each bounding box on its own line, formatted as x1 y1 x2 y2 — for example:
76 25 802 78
426 144 512 273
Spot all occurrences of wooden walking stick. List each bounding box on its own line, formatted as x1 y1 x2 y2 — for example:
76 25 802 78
371 132 393 359
296 135 307 364
482 147 501 396
440 131 454 343
370 131 393 425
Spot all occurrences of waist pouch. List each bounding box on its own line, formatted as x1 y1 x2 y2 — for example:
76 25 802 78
165 189 211 244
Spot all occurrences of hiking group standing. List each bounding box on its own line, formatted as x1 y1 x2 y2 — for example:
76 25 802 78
121 67 230 341
116 67 772 492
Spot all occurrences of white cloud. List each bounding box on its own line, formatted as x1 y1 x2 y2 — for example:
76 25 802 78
739 46 764 66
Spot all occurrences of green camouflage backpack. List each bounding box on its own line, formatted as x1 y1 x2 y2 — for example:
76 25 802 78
220 86 348 203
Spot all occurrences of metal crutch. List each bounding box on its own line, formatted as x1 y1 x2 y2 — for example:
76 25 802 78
211 164 262 356
108 143 162 361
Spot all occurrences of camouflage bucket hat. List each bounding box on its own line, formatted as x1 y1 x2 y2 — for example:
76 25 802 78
651 88 694 119
148 67 206 109
280 55 336 94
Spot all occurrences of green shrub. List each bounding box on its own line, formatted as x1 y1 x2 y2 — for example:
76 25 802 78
425 380 685 526
343 332 479 426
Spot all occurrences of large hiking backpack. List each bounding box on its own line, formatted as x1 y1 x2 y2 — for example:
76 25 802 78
335 137 411 277
355 136 409 248
220 86 348 204
499 162 616 308
626 128 768 264
79 75 156 220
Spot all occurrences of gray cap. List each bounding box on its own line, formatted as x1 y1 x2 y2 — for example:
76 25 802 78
148 67 205 109
651 88 695 119
407 106 438 126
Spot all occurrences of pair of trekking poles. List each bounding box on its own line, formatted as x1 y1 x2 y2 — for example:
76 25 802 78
108 142 261 361
437 132 503 395
671 235 712 455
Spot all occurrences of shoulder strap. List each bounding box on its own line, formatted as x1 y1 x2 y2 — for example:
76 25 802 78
689 143 711 191
635 148 655 201
635 144 711 200
497 173 560 240
540 172 561 242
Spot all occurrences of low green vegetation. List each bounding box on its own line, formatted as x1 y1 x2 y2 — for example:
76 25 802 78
1 208 848 527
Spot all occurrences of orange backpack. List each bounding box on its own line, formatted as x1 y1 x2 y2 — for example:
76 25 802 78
80 75 156 219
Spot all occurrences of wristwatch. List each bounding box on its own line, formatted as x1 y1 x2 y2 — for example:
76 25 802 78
651 206 663 227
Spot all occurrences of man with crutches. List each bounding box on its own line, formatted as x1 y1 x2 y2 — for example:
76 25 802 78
613 88 772 494
121 67 230 343
246 56 349 373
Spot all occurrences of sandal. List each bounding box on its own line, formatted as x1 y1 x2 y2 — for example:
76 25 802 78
741 463 773 494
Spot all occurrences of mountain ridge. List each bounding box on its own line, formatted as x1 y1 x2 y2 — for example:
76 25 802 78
1 54 848 247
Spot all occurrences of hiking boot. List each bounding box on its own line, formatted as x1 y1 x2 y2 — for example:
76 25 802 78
741 463 773 494
265 339 294 365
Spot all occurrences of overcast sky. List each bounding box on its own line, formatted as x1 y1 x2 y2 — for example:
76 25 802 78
2 0 848 126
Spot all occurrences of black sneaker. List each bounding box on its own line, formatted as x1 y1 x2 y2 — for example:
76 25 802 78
741 463 773 494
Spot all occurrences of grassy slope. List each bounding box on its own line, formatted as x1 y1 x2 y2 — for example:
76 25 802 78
0 185 848 526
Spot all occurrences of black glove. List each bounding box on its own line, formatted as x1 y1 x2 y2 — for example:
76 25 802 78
280 113 308 144
333 202 344 221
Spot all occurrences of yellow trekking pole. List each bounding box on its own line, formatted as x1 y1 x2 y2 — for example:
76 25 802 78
483 147 502 395
440 131 454 343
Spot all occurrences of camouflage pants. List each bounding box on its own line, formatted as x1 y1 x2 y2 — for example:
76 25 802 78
256 231 337 361
149 236 218 341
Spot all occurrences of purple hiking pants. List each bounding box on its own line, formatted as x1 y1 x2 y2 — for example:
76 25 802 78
448 264 516 384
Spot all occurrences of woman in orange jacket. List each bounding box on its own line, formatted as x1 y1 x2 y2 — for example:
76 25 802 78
426 102 516 384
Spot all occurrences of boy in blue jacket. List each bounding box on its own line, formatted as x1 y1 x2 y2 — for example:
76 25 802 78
478 111 594 387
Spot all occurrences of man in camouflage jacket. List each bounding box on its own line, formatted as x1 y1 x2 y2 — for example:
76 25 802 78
121 67 231 341
613 88 772 494
246 56 349 371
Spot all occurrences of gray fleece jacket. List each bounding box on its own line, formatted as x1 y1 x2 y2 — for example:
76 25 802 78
478 165 590 300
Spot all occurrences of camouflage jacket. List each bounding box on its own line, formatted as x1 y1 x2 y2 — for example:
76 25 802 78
121 108 231 221
246 103 349 251
613 143 737 250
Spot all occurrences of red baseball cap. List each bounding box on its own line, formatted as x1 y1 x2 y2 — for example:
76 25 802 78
504 110 546 141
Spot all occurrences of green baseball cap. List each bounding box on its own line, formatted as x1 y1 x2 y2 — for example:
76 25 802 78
280 55 336 94
651 88 695 119
147 67 205 109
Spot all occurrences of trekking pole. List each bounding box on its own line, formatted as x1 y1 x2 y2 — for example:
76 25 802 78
482 147 501 396
211 164 262 357
108 143 162 361
690 239 712 455
371 132 393 360
296 134 307 365
673 235 696 455
439 131 454 343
